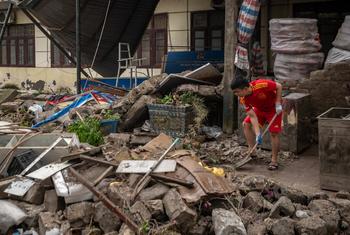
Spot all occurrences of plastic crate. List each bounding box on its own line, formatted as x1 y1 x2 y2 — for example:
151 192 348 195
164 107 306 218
148 104 194 137
100 119 118 135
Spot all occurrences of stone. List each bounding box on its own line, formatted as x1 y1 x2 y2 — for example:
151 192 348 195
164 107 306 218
295 216 327 235
163 188 197 232
270 217 296 235
277 183 308 205
120 95 156 131
336 191 350 200
212 208 247 235
66 202 94 225
118 224 135 235
269 196 295 218
130 135 154 146
107 183 133 207
295 210 311 219
144 200 164 219
239 175 268 195
94 202 122 233
138 183 169 201
308 199 340 234
106 133 131 148
188 216 211 235
243 191 273 213
328 198 350 223
311 192 329 200
238 208 258 228
15 202 45 228
44 189 64 213
247 222 267 235
130 201 152 223
38 212 60 235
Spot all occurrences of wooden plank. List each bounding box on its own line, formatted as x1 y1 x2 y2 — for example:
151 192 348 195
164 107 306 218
176 156 234 195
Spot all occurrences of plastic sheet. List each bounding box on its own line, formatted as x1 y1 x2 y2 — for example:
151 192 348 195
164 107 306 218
325 47 350 65
0 200 27 234
274 52 324 83
270 18 321 54
332 16 350 51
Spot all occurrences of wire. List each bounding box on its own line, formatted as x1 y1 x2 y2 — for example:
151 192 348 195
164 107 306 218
83 0 112 91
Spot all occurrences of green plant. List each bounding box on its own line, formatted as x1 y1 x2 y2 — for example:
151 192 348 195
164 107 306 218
158 93 174 105
140 221 150 234
102 109 120 120
180 92 208 129
67 117 104 146
1 83 19 90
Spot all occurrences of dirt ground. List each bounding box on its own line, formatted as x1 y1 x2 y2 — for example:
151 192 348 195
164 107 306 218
235 144 323 194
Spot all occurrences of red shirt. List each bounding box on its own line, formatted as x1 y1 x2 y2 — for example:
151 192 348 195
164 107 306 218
240 79 277 112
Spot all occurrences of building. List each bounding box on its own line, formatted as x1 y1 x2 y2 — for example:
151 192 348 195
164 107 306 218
0 0 348 91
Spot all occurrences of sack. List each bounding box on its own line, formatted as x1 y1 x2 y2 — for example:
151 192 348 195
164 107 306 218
332 16 350 51
325 47 350 65
270 18 321 54
274 52 324 83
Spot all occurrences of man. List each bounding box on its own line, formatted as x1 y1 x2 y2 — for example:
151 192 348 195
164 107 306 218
231 76 283 170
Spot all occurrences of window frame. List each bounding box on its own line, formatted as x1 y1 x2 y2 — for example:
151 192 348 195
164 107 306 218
137 13 168 68
0 24 35 67
50 43 74 68
191 10 225 51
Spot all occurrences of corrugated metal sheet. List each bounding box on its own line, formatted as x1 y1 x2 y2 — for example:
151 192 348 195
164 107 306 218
16 0 159 77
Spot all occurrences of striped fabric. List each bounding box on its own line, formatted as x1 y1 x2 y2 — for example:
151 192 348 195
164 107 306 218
235 0 260 70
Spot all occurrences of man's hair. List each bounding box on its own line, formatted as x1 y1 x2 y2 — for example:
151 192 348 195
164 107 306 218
230 76 250 90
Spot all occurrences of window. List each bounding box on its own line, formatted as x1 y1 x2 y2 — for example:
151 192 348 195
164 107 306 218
51 44 73 67
137 14 167 67
191 11 225 51
0 24 35 67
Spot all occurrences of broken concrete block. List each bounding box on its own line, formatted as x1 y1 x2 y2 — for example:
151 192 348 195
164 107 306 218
130 201 152 223
243 191 273 213
336 191 350 200
106 133 131 148
269 196 295 218
120 95 156 131
163 188 197 232
0 100 22 112
38 212 60 235
276 183 309 205
94 202 121 233
308 199 340 234
311 192 329 200
107 183 132 207
212 208 247 235
113 147 132 162
44 189 64 213
118 223 135 235
130 134 154 146
22 182 45 205
138 183 169 201
239 175 268 195
66 202 94 226
296 216 327 235
270 217 296 235
144 200 164 219
328 198 350 225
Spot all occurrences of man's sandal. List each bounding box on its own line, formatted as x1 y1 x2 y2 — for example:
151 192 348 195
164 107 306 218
268 162 278 171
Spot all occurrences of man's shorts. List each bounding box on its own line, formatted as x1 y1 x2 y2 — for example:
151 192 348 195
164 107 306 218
243 108 282 133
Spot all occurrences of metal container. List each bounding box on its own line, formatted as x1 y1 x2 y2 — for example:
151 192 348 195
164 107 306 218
148 104 194 137
318 107 350 191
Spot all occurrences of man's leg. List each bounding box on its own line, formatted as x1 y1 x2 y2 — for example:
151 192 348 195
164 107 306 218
243 121 256 152
270 133 280 164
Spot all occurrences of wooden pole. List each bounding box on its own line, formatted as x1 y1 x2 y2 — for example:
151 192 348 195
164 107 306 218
222 0 237 134
76 0 81 94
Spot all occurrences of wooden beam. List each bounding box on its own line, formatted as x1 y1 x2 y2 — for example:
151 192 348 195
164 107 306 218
222 0 238 134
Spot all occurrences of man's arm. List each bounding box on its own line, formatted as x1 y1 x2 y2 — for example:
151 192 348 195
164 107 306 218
275 82 283 114
247 109 260 136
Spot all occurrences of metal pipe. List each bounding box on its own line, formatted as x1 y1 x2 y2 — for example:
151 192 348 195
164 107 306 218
0 3 13 43
21 9 90 78
68 167 140 233
76 0 81 94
